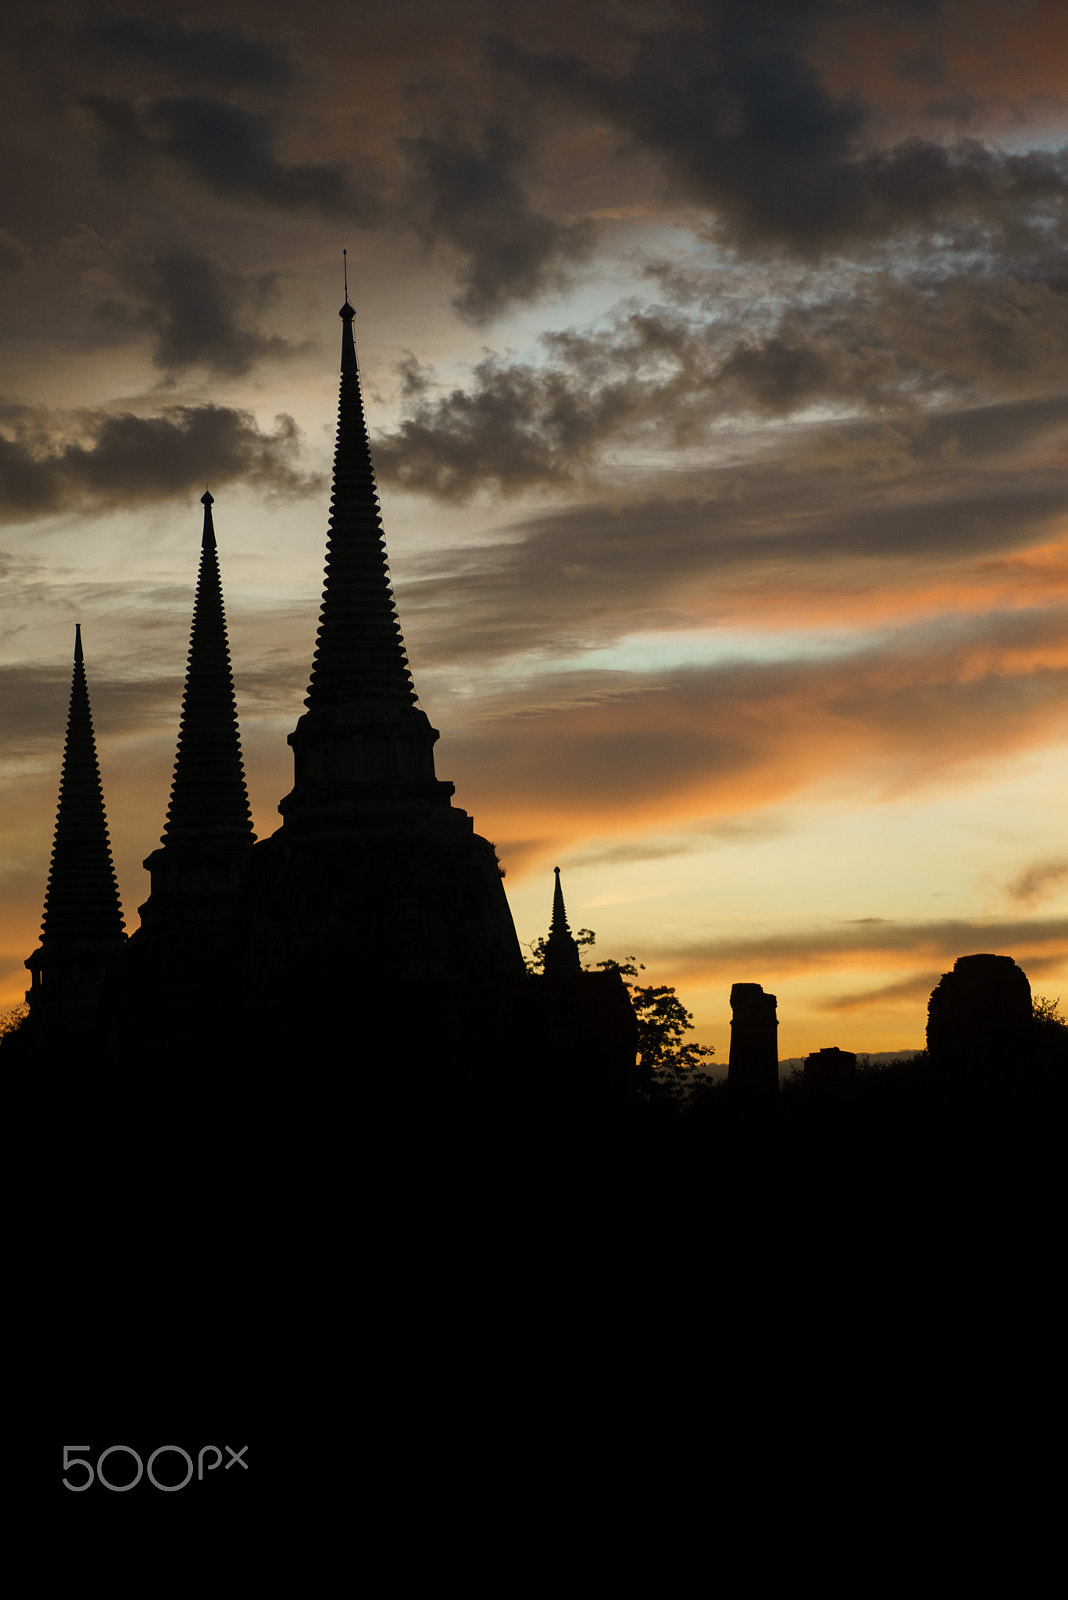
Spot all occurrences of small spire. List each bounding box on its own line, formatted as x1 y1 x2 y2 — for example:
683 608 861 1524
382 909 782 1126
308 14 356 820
543 866 582 977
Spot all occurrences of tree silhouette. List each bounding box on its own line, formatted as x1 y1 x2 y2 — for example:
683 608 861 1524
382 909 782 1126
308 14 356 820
1031 994 1068 1072
525 928 715 1107
1032 995 1065 1029
523 929 596 975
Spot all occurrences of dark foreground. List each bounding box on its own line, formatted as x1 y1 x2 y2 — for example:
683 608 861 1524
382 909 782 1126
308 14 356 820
14 1039 1063 1575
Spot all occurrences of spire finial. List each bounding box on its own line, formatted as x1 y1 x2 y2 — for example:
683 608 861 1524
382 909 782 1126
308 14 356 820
339 252 356 369
343 247 349 304
74 622 83 664
200 488 216 551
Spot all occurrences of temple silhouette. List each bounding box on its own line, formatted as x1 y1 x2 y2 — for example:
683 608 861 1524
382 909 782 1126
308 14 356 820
11 299 1059 1118
14 297 637 1098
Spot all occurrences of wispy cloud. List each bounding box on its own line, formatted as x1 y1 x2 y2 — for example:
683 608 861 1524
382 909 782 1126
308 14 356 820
1008 855 1068 904
659 916 1068 980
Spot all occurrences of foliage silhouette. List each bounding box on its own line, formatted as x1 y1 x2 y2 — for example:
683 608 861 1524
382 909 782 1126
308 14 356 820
0 1003 28 1040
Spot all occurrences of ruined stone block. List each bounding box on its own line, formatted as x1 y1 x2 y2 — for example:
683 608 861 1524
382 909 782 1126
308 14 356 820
926 953 1032 1074
804 1047 857 1093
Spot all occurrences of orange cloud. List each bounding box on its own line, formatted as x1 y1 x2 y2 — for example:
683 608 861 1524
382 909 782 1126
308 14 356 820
444 606 1068 865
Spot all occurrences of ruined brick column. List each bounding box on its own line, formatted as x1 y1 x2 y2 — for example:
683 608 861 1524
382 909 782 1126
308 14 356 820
727 982 779 1100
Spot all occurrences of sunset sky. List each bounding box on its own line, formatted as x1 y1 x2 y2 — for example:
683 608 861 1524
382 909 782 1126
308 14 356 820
1 0 1065 1063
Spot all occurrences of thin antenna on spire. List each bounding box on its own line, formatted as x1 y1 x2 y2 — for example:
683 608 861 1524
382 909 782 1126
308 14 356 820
343 248 349 303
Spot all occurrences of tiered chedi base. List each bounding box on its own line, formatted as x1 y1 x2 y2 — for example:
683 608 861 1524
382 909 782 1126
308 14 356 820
243 807 522 990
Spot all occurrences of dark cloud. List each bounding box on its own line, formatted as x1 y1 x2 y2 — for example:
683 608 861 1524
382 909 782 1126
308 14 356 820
0 405 321 523
490 3 1068 254
395 353 437 399
84 9 293 89
398 123 592 321
715 275 1068 409
1008 856 1068 905
79 93 382 221
47 2 1067 328
375 279 1068 499
921 88 985 128
894 47 949 89
375 348 622 497
96 249 296 376
76 91 156 182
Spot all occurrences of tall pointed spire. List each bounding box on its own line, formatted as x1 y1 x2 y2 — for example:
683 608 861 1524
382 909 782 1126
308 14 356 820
241 283 525 1017
304 300 418 716
25 626 125 1018
160 492 254 849
281 293 453 823
543 867 583 977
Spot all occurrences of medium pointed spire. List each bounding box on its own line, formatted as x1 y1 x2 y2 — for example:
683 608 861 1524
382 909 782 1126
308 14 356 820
25 627 126 1020
134 493 254 954
543 866 583 977
161 492 254 849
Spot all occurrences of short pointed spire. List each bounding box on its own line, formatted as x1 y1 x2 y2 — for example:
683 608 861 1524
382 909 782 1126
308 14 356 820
543 866 583 977
38 626 125 944
25 627 126 1021
160 492 254 848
